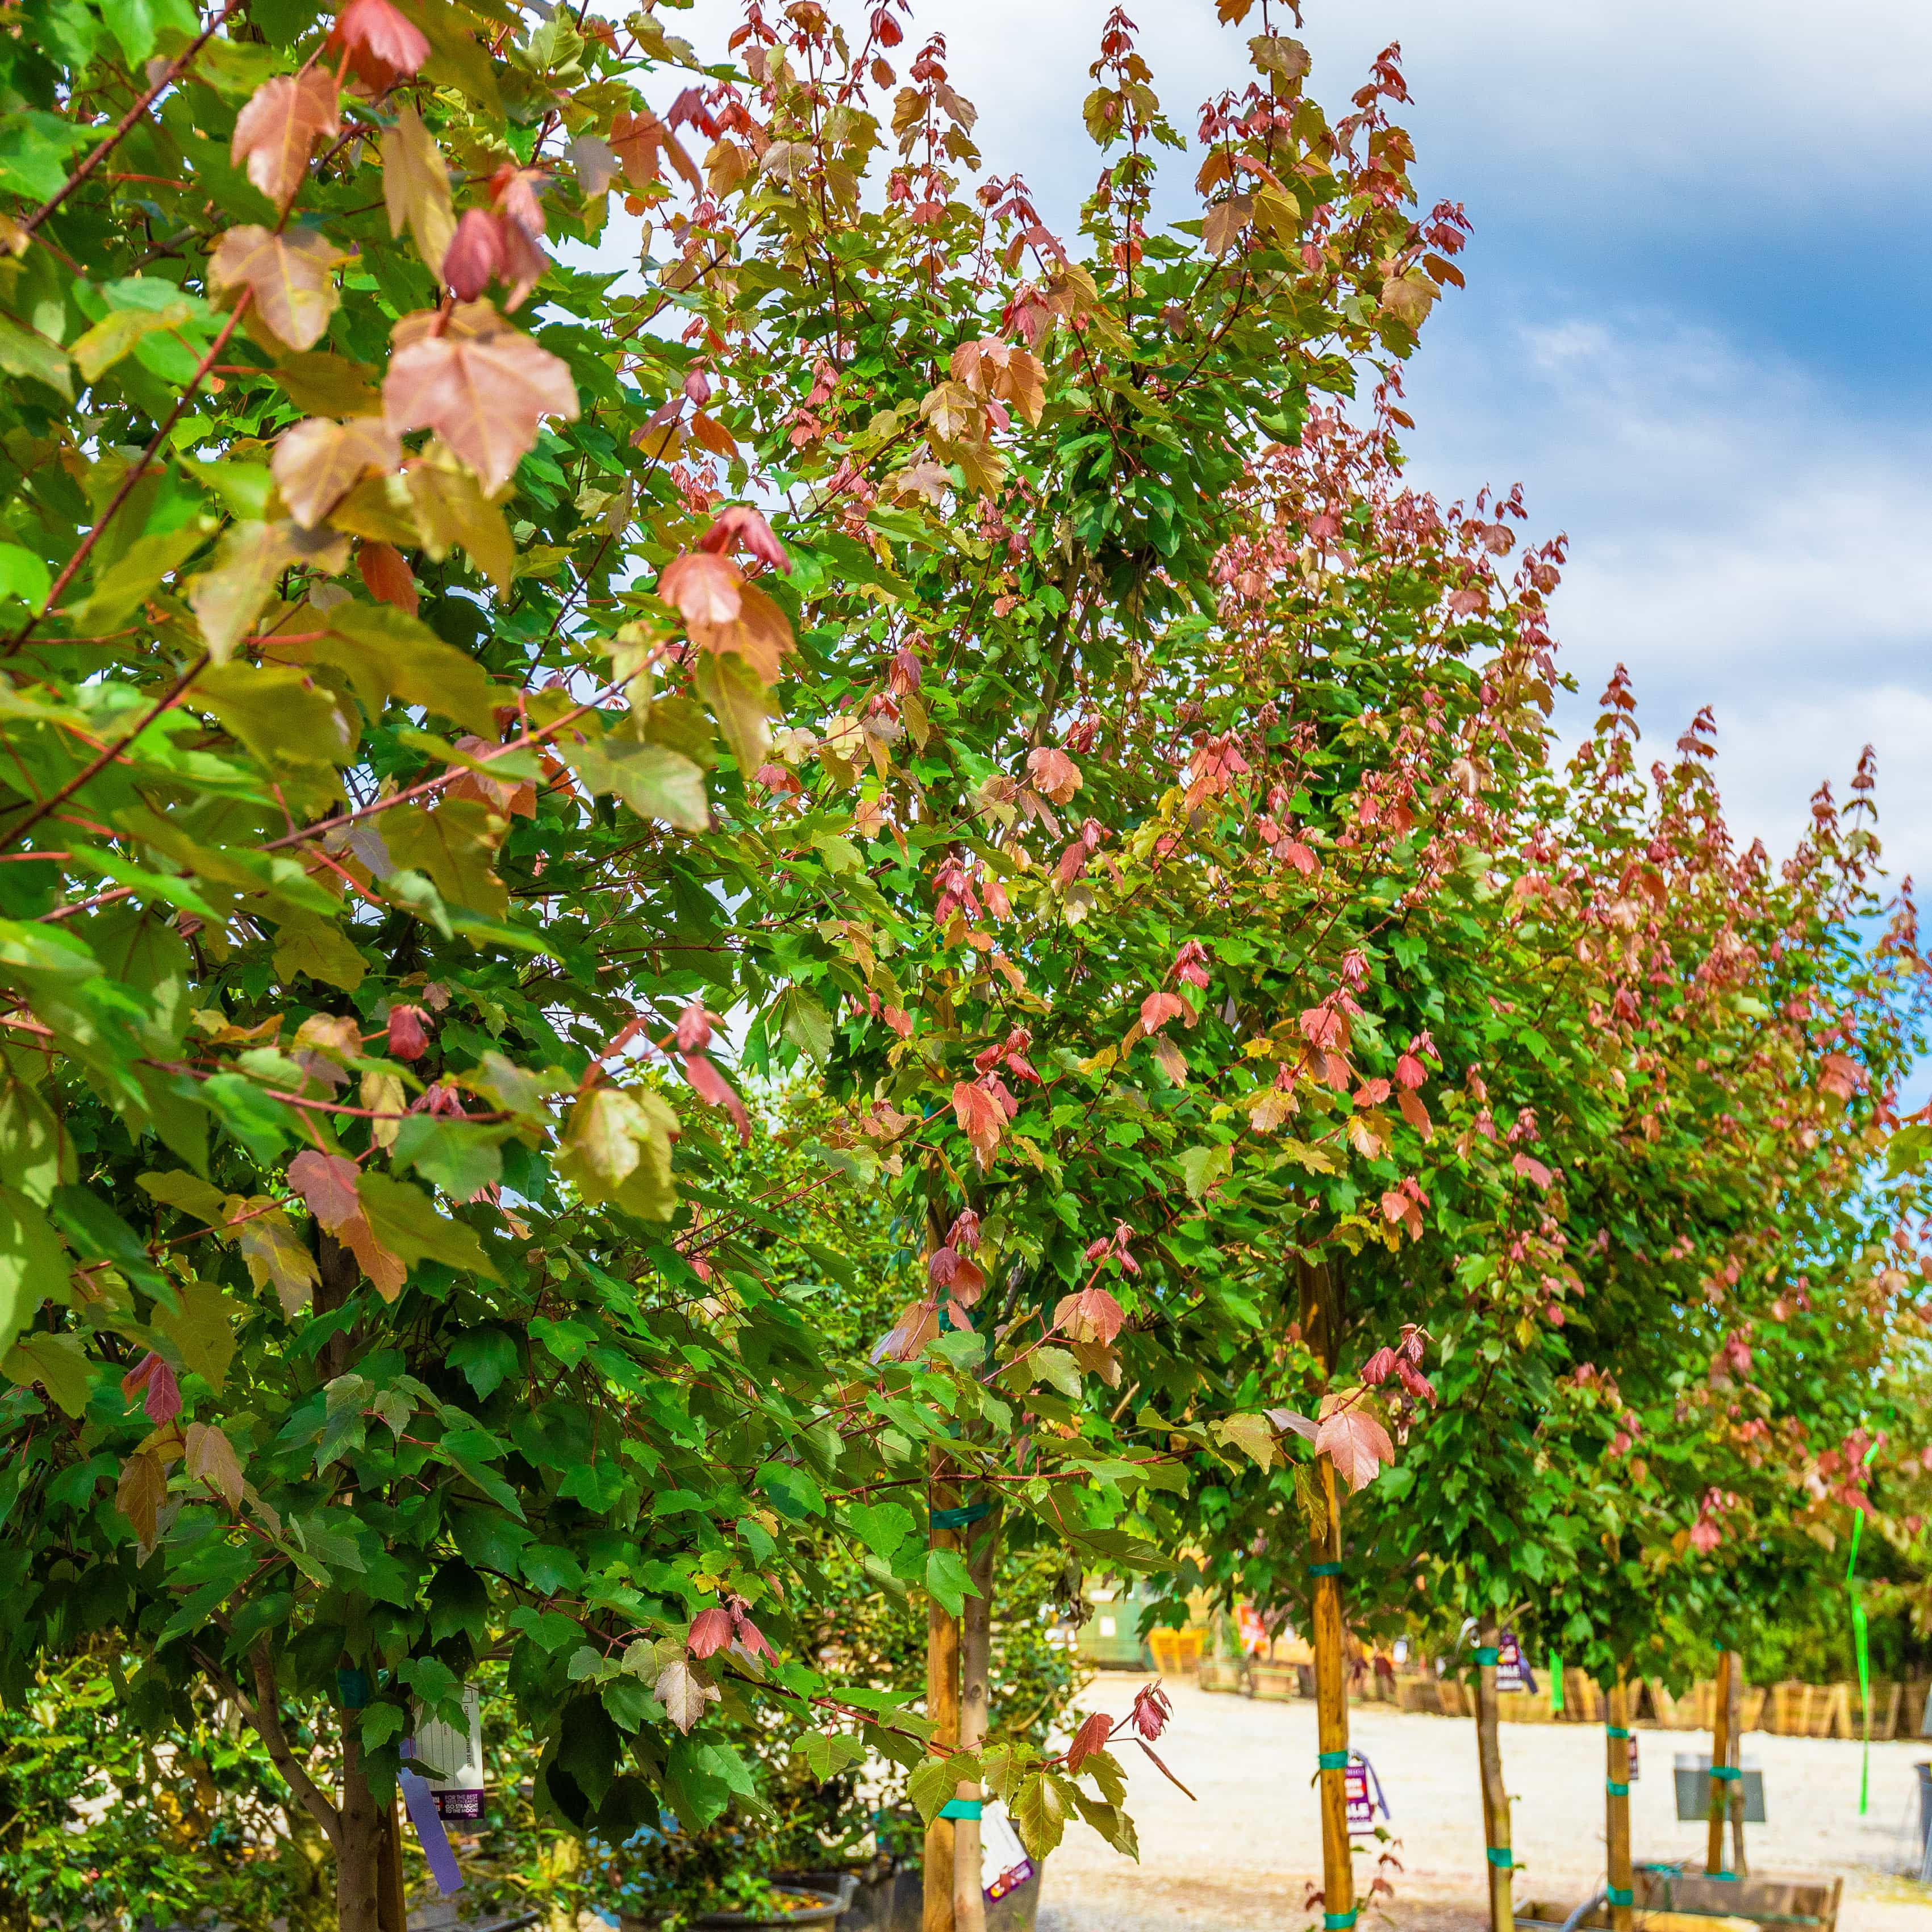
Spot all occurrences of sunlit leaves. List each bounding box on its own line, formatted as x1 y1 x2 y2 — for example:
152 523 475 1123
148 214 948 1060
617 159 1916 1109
208 226 349 351
229 70 340 210
382 302 579 494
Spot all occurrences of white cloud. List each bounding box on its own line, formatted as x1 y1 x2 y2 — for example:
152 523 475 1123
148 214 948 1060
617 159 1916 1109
1391 306 1932 882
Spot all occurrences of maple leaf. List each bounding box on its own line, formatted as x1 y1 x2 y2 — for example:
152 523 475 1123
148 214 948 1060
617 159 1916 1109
1131 1681 1172 1740
230 70 341 209
658 551 744 627
208 227 349 351
357 541 418 614
1512 1152 1554 1190
657 1658 720 1733
116 1449 169 1557
120 1351 181 1426
1027 745 1082 804
288 1150 407 1300
682 1051 750 1147
1314 1400 1395 1493
699 506 791 572
383 302 581 494
272 416 400 528
328 0 429 90
687 1607 733 1658
873 1299 938 1363
1397 1088 1432 1139
1054 1285 1125 1345
952 1080 1005 1165
185 1420 245 1509
387 1004 429 1059
381 105 455 275
1139 990 1188 1033
236 1207 320 1313
1065 1709 1115 1771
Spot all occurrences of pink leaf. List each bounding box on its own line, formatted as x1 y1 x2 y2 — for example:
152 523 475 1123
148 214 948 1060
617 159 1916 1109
387 1004 429 1059
1314 1403 1395 1493
120 1351 181 1426
688 1607 733 1658
1065 1709 1114 1771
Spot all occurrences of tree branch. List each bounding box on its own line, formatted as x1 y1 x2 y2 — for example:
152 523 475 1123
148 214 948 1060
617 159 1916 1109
197 1640 343 1851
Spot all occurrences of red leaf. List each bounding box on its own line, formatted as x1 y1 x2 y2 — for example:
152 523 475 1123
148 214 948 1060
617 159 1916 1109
699 505 791 572
1136 1737 1197 1799
688 1607 732 1657
1397 1088 1432 1139
442 207 505 301
1139 990 1188 1033
120 1351 181 1426
1131 1680 1172 1739
682 1050 750 1147
658 551 744 627
1065 1709 1114 1771
328 0 429 87
1026 746 1082 804
387 1004 429 1059
358 541 419 615
1360 1346 1399 1387
288 1150 362 1228
1512 1152 1553 1190
1054 1285 1124 1345
952 1080 1005 1164
1315 1402 1395 1493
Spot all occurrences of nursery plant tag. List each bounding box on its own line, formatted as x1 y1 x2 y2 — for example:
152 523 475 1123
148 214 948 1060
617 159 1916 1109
980 1799 1034 1900
1343 1750 1390 1833
413 1681 486 1820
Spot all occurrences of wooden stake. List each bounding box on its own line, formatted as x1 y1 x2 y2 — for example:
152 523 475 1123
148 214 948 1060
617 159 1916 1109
1311 1456 1354 1929
924 1458 961 1932
1726 1652 1747 1877
1299 1257 1354 1931
375 1783 408 1932
1605 1674 1633 1932
952 1506 1002 1932
1474 1613 1513 1932
1705 1650 1733 1876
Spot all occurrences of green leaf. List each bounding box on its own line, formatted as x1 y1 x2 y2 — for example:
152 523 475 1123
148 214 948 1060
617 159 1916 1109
155 1278 239 1391
449 1326 518 1399
357 1172 499 1280
845 1500 915 1561
0 1185 69 1357
390 1115 503 1199
1012 1772 1069 1859
70 525 208 633
908 1749 974 1823
1177 1141 1232 1201
3 1332 93 1416
0 543 51 612
0 314 73 400
924 1546 977 1617
382 800 507 918
775 987 834 1065
316 602 498 736
563 733 708 832
0 1052 76 1207
360 1702 407 1750
693 649 779 772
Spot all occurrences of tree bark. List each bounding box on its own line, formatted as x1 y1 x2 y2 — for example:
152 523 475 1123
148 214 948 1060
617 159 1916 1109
338 1722 383 1932
952 1507 1002 1932
1605 1674 1633 1932
1474 1613 1512 1932
1311 1457 1353 1929
923 1456 961 1932
1705 1650 1733 1876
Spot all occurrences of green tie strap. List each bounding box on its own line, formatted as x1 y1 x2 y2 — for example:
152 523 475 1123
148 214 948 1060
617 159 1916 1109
932 1500 992 1530
1309 1561 1343 1577
1710 1870 1737 1882
1710 1766 1741 1781
938 1799 983 1820
1485 1847 1514 1869
1606 1887 1634 1908
1317 1750 1350 1770
1324 1914 1358 1930
1605 1781 1630 1797
1475 1646 1500 1666
1605 1725 1631 1739
1550 1656 1563 1713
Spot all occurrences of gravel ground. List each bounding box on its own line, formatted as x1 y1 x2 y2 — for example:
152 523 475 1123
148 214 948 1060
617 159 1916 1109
1032 1679 1932 1932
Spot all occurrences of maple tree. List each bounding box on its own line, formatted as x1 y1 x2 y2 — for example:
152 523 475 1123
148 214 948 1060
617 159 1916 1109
5 0 1921 1926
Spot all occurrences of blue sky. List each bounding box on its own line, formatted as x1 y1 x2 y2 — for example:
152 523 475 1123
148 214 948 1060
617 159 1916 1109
879 0 1932 896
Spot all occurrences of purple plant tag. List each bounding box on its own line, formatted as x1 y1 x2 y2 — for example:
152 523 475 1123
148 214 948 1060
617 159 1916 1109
400 1768 465 1896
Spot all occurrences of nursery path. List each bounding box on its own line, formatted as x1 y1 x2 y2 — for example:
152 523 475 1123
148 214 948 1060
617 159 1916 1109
1033 1678 1932 1932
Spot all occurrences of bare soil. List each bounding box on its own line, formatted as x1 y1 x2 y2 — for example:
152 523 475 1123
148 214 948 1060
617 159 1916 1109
1033 1678 1932 1932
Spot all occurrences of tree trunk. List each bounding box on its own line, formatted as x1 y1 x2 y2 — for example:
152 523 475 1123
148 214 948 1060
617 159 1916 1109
1605 1674 1633 1932
952 1507 1002 1932
1705 1650 1733 1876
923 1457 961 1932
1474 1613 1512 1932
376 1784 408 1932
339 1725 383 1932
1310 1456 1353 1929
